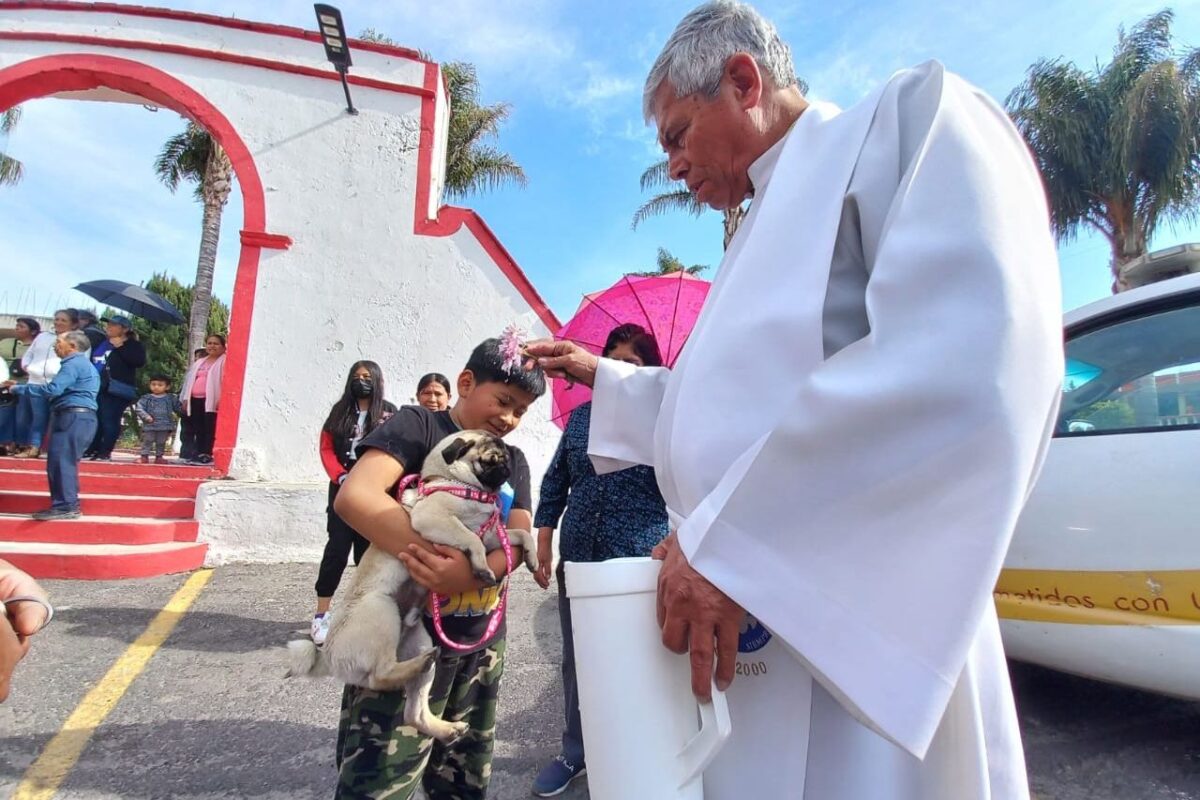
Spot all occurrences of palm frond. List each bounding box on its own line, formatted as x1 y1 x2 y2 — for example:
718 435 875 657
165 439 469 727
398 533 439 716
0 106 23 187
444 146 526 199
639 159 673 192
154 122 212 194
1 106 20 135
0 152 23 186
631 189 703 230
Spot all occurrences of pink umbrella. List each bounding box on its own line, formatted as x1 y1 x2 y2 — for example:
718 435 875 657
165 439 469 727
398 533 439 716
551 271 711 428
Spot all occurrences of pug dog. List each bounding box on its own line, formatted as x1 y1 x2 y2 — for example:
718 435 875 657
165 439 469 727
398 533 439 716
287 430 537 741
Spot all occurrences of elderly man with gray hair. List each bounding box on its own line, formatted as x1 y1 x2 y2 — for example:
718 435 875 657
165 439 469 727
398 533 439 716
527 1 1062 798
2 330 100 521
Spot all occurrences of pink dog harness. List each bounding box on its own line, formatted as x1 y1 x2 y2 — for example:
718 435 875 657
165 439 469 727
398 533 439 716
396 473 514 652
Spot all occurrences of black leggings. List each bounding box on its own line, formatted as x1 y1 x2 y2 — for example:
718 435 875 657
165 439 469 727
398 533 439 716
315 482 370 598
182 397 217 457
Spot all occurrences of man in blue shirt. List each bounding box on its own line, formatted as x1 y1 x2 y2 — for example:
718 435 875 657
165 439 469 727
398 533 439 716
1 331 100 520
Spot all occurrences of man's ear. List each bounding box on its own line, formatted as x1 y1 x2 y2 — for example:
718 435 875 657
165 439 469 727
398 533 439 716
441 437 474 465
725 52 763 110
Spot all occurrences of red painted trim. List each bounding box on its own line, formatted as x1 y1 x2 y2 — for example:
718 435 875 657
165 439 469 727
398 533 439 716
0 53 272 475
239 230 293 250
0 1 428 64
2 543 207 580
0 32 434 98
410 63 561 331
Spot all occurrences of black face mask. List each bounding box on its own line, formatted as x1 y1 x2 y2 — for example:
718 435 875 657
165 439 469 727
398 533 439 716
350 378 374 399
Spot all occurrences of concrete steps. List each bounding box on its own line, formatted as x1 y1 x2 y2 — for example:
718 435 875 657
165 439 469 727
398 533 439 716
0 454 209 579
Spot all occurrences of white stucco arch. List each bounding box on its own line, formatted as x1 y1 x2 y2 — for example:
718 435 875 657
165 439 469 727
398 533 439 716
0 2 562 562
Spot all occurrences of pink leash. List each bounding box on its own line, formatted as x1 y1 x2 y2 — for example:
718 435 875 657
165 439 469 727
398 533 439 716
396 474 514 652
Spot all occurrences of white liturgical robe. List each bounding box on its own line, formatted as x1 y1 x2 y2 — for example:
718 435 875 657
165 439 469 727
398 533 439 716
588 61 1063 799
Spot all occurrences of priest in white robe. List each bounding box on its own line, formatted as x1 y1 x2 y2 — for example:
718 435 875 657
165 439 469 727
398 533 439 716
527 1 1063 797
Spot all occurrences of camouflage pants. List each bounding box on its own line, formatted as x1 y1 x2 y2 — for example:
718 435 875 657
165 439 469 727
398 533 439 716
335 640 505 800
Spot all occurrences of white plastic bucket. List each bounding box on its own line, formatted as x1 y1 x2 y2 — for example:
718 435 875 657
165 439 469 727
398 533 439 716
566 557 731 800
566 557 814 799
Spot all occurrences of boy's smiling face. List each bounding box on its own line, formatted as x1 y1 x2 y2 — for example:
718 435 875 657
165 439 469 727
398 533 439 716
454 370 536 438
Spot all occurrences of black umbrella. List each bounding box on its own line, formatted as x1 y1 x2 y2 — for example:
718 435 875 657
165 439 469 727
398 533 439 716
73 280 186 325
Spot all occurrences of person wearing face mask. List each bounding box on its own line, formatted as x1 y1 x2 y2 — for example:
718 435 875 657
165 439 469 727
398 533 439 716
310 360 396 645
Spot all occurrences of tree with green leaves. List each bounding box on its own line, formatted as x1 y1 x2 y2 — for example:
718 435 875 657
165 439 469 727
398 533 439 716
154 121 233 354
632 159 746 250
1 106 23 187
115 272 230 394
1007 9 1200 292
358 29 526 198
631 247 708 277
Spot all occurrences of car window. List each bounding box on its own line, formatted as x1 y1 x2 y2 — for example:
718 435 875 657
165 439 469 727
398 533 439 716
1057 301 1200 435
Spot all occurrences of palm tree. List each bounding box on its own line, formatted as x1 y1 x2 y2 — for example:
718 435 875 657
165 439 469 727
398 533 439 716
358 29 526 198
1007 9 1200 292
631 247 709 277
154 121 233 354
1 106 23 187
631 159 746 249
441 62 527 198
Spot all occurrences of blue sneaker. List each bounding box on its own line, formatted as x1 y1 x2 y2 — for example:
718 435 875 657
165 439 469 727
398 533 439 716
531 755 586 797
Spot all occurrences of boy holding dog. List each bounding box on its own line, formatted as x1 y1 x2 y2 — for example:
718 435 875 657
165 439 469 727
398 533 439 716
331 336 545 800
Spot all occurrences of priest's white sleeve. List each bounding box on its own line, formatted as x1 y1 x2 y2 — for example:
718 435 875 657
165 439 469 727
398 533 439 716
674 71 1064 759
587 358 670 474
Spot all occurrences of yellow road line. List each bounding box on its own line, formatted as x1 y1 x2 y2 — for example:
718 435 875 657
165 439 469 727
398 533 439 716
14 569 214 800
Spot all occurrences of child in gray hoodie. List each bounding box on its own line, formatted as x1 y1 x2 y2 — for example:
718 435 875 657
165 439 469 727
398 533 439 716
136 374 184 463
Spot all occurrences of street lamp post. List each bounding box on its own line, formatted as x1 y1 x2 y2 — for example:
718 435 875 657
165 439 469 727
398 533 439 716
314 4 357 115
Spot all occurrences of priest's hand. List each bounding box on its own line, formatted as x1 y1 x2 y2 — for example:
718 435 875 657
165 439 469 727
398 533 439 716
523 340 598 388
653 533 744 701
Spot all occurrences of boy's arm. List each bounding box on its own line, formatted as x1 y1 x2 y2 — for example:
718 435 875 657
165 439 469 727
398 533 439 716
333 449 428 556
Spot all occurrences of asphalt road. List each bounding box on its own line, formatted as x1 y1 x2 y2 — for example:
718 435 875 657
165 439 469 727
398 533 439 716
1 564 1198 800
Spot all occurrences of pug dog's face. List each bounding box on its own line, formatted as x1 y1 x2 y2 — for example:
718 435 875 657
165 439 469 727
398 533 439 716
436 431 511 491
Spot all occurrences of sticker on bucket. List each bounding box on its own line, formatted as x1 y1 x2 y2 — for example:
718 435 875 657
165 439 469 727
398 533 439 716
738 615 771 653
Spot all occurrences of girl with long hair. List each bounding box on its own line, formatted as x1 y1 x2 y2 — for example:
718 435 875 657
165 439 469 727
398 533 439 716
310 360 397 644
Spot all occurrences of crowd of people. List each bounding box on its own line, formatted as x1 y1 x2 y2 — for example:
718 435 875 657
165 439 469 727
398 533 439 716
0 310 227 466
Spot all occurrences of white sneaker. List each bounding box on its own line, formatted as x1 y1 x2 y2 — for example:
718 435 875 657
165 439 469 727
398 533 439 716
311 614 330 646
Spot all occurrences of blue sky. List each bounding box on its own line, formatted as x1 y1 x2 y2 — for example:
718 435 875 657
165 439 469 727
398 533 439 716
3 0 1200 322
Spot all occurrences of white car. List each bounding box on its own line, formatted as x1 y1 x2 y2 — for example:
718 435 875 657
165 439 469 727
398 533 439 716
1000 272 1200 698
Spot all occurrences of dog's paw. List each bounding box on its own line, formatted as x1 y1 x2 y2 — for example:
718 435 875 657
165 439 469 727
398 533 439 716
439 720 470 745
473 568 499 587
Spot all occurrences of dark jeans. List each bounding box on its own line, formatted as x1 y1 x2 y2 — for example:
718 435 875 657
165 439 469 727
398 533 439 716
182 398 217 458
556 561 585 765
90 393 130 457
315 482 370 597
47 409 97 511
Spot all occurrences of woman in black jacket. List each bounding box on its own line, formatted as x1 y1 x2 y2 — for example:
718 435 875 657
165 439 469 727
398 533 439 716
310 360 396 644
86 316 147 461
